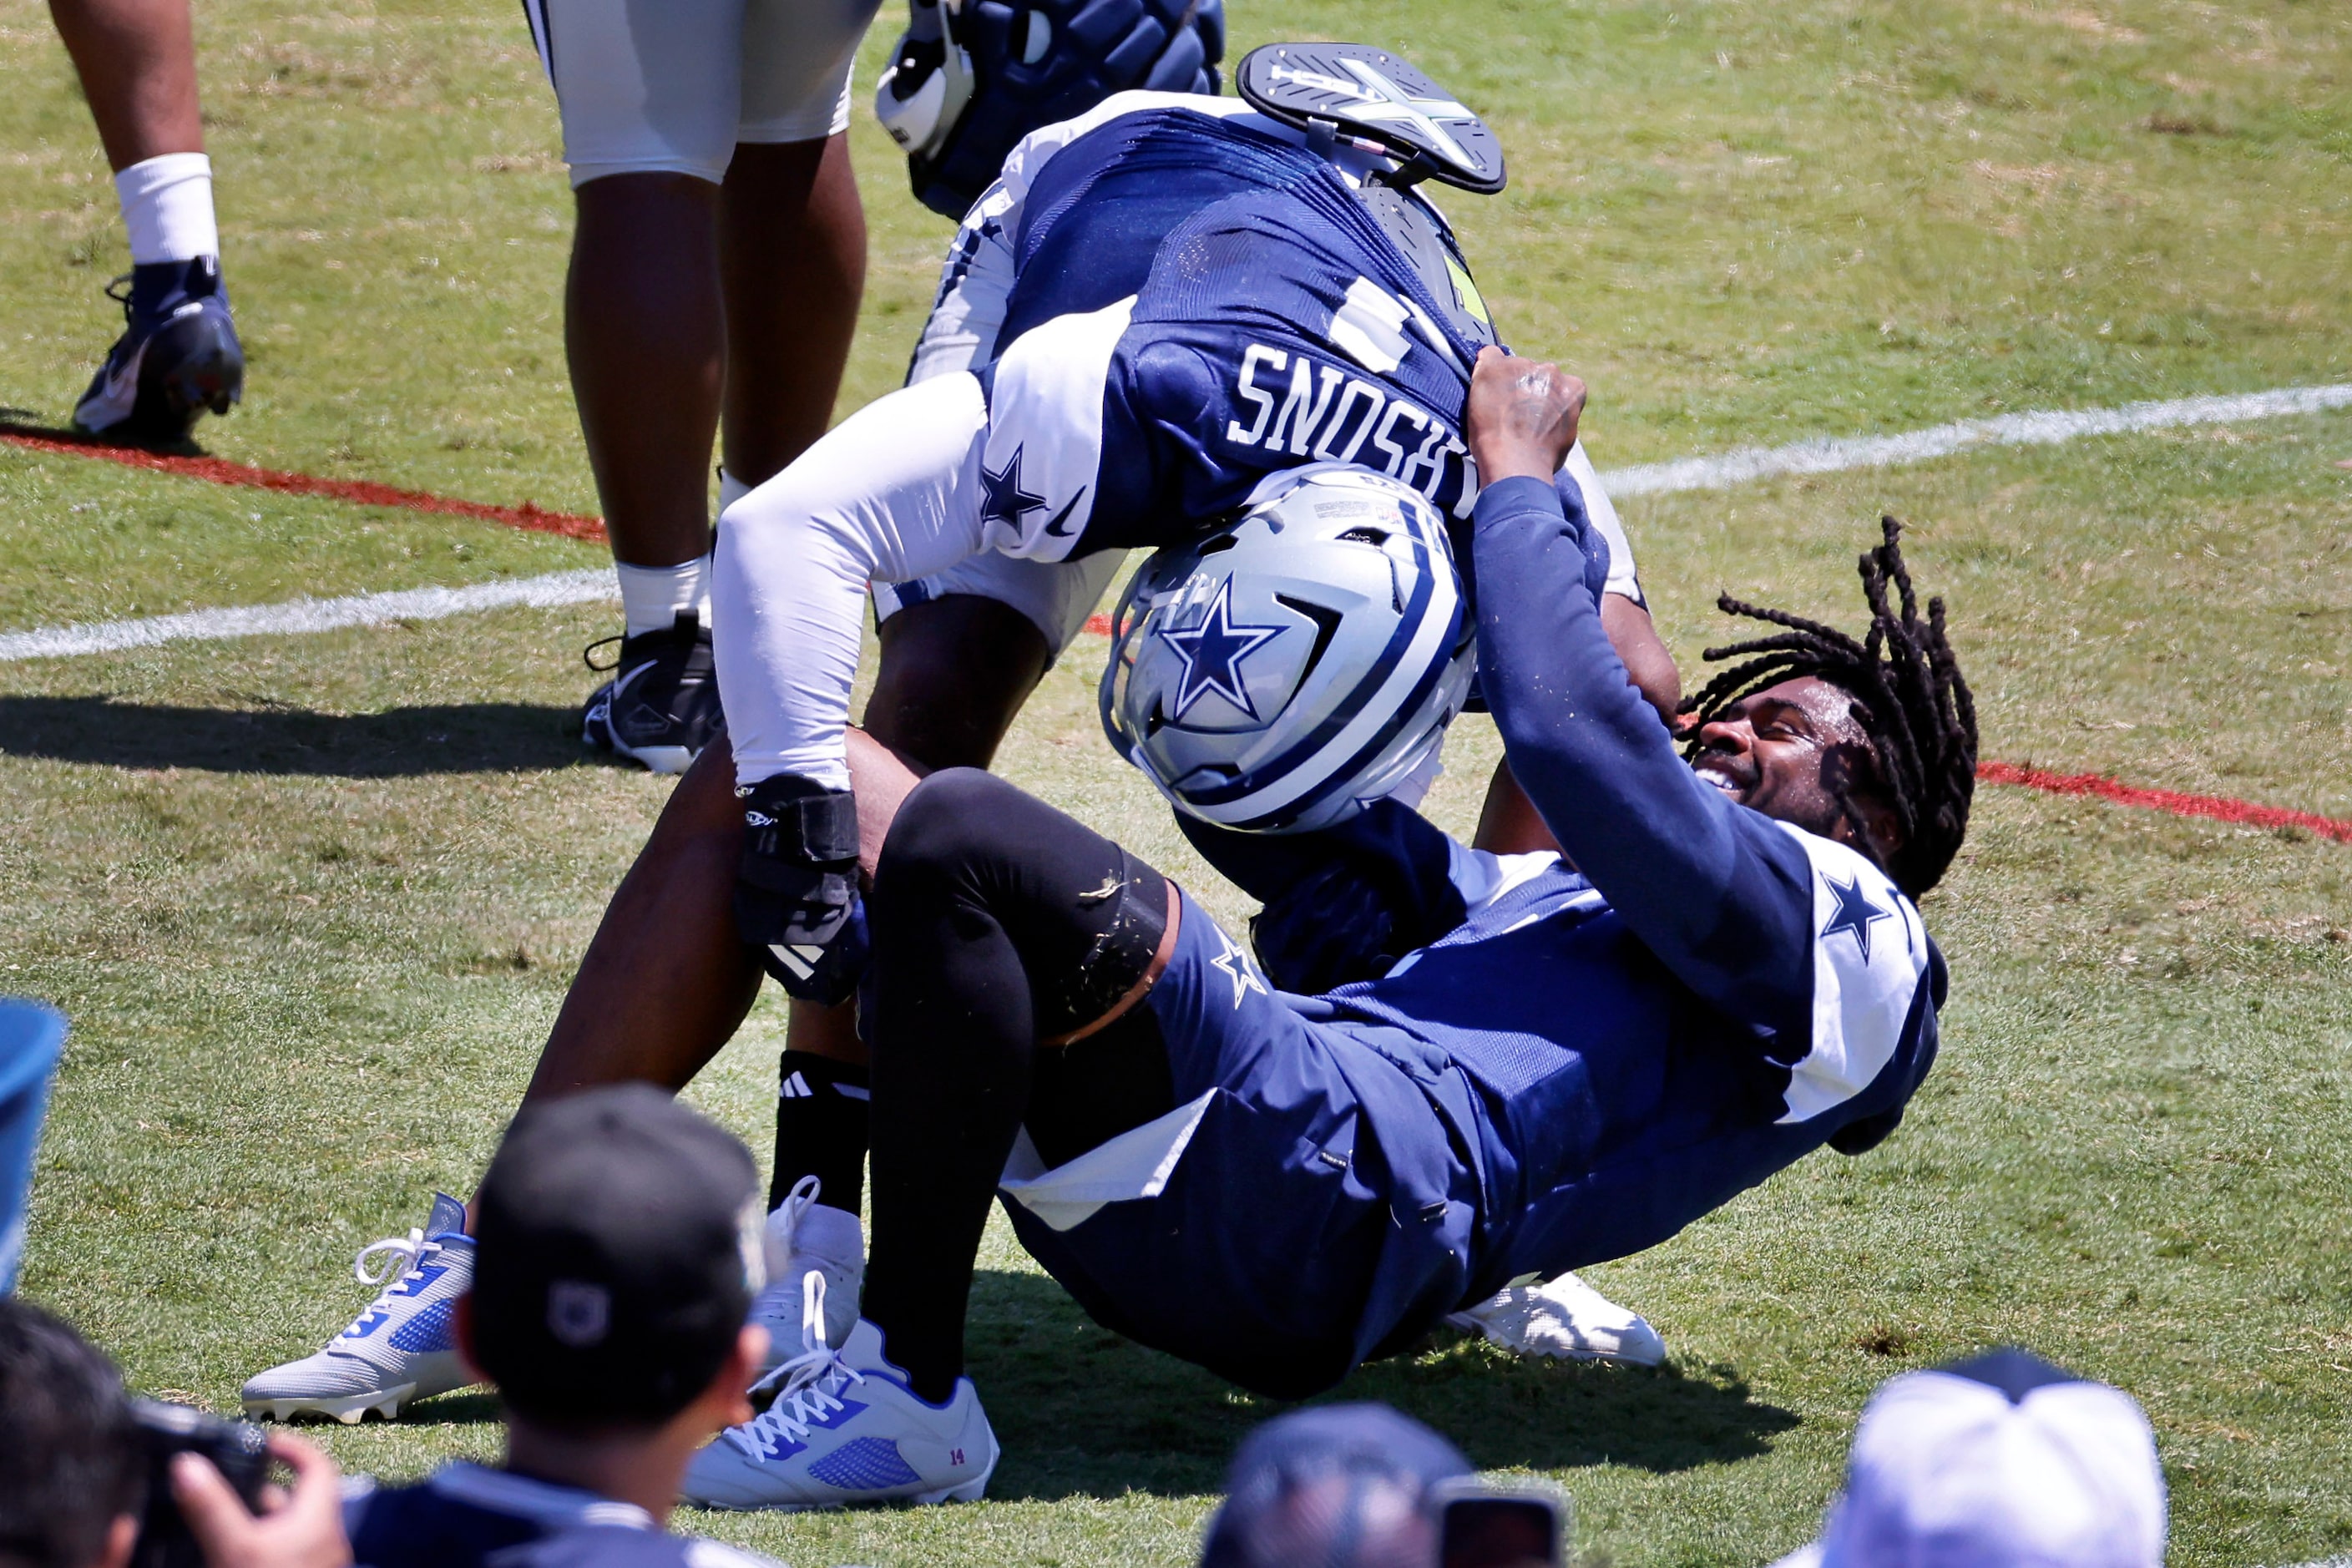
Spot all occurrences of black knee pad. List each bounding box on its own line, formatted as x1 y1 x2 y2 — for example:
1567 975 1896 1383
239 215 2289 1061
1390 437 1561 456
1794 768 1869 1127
875 767 1018 879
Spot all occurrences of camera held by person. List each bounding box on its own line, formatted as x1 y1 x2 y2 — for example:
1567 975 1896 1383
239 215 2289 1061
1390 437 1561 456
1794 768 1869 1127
0 1295 349 1568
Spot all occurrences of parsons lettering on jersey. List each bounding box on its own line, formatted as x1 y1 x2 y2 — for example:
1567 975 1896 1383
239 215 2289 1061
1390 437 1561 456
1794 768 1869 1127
1222 341 1465 504
710 95 1606 791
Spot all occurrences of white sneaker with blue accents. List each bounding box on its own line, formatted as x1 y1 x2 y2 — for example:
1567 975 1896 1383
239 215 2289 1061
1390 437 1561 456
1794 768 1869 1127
1447 1271 1667 1367
682 1294 996 1511
240 1192 480 1422
747 1176 863 1379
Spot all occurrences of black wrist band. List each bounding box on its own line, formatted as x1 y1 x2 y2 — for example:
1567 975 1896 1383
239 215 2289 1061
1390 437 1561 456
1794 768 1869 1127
742 781 859 866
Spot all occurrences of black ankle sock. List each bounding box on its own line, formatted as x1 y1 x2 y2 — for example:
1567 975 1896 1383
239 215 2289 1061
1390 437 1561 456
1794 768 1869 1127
769 1050 871 1215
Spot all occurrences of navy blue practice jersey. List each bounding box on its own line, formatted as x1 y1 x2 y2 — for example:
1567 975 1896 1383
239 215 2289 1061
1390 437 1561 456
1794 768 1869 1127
943 98 1493 564
1182 473 1945 1313
711 93 1631 792
345 1464 779 1568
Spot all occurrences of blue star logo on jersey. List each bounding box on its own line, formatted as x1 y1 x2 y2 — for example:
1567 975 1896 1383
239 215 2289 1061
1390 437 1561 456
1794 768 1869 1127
1207 924 1268 1008
1820 872 1893 963
979 444 1046 533
1157 581 1285 721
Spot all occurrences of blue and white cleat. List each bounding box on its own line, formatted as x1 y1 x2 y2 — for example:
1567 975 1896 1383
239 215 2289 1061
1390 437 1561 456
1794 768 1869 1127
72 257 245 444
1446 1271 1667 1367
683 1289 996 1511
747 1176 863 1380
240 1192 480 1423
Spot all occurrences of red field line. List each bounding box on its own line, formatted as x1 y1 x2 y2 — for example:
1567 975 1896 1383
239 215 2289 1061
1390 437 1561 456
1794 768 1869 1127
0 425 606 543
1976 760 2352 843
8 424 2345 845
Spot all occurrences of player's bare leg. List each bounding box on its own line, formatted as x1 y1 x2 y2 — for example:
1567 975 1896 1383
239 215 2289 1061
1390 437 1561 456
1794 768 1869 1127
569 172 726 580
52 0 243 441
720 135 864 492
574 135 867 774
565 171 728 772
48 0 200 167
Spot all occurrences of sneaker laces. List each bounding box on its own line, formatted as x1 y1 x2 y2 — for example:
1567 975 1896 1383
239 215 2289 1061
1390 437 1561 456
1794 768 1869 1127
728 1272 864 1459
103 272 137 324
338 1229 447 1338
582 634 625 675
749 1175 824 1317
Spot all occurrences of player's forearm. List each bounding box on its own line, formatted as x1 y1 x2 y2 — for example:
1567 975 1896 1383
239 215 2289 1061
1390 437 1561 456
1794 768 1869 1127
1601 593 1682 726
711 373 992 789
1471 476 1808 992
844 726 926 878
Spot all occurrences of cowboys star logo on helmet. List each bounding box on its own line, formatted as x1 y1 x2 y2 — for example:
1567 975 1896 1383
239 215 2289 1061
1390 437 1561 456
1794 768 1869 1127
1157 581 1287 721
1103 464 1474 833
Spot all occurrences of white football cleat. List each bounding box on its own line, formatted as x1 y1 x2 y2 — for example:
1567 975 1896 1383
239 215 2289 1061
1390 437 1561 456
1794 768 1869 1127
240 1193 482 1423
683 1291 996 1511
1448 1272 1667 1367
748 1176 862 1378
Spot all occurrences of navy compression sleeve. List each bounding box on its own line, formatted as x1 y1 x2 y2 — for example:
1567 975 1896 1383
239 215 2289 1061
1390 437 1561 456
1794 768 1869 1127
1469 475 1814 1027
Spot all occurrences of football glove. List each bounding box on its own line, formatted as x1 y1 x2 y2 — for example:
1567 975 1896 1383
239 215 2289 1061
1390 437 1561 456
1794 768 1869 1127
874 0 1225 220
735 774 867 1004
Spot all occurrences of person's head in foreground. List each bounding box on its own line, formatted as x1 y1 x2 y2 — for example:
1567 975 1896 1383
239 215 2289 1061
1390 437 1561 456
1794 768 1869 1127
0 1295 144 1568
1679 514 1978 897
1199 1404 1473 1568
1773 1348 2166 1568
0 1295 348 1568
347 1084 770 1556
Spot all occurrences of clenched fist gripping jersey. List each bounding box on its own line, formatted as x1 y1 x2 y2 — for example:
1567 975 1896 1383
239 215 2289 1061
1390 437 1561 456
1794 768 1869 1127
711 94 1636 789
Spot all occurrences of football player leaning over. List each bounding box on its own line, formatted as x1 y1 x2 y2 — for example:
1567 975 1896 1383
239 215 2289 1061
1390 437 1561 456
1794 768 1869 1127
241 62 1687 1429
673 347 1980 1507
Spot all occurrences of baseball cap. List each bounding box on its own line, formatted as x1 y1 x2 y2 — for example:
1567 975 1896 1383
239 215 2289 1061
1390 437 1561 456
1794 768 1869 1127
469 1085 764 1428
1200 1404 1473 1568
1773 1348 2167 1568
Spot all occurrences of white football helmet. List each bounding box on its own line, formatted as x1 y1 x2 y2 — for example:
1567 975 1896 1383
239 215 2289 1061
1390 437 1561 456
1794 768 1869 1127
1100 464 1474 834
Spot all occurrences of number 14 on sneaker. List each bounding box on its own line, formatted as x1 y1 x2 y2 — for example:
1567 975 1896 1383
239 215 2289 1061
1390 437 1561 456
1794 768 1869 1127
684 1276 996 1511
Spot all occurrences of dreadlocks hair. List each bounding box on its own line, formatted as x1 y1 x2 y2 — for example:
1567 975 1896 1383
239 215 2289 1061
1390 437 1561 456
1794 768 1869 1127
1676 516 1979 898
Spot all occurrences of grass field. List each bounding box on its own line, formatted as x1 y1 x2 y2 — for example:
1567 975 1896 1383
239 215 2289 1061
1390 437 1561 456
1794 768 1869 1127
3 0 2349 1563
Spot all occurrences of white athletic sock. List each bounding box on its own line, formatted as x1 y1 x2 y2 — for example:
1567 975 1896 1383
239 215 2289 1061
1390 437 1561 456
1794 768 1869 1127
615 554 711 638
115 153 220 266
717 468 754 513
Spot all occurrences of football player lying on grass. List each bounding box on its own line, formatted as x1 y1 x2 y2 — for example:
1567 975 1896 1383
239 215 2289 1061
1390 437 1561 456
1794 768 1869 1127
242 56 1685 1426
664 348 1975 1507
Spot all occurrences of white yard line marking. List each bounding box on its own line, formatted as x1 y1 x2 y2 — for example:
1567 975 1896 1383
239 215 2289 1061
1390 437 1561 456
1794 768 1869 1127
1602 382 2352 496
2 382 2346 664
0 569 616 663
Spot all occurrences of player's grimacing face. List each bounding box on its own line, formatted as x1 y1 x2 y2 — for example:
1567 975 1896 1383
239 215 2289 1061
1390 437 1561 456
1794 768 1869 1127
1692 676 1897 858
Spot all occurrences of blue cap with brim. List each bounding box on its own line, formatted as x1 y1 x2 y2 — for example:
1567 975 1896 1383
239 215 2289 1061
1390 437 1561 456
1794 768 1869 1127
1200 1404 1473 1568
